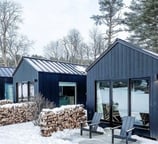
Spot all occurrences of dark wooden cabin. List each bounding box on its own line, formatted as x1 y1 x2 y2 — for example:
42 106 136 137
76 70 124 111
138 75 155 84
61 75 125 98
86 39 158 139
13 57 86 106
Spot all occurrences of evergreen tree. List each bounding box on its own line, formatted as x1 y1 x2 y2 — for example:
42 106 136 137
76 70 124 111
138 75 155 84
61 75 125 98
91 0 124 47
124 0 158 53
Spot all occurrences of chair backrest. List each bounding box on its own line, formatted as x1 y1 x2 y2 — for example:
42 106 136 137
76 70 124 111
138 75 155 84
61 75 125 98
91 112 102 131
120 116 135 137
140 112 149 125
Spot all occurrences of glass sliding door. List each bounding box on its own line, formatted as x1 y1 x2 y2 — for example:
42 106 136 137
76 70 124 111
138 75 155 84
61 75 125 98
112 80 128 123
96 78 150 129
96 81 110 121
131 79 149 127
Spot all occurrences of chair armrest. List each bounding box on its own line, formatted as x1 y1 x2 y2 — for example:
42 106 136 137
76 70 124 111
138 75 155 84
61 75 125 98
126 127 135 133
89 122 100 126
80 120 92 128
87 120 92 123
111 125 121 130
80 120 92 124
100 121 108 124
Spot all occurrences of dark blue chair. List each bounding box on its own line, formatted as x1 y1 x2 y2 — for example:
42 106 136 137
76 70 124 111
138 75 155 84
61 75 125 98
111 116 137 144
80 112 104 138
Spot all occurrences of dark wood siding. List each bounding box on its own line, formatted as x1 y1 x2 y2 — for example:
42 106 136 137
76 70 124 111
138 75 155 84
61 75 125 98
38 72 86 107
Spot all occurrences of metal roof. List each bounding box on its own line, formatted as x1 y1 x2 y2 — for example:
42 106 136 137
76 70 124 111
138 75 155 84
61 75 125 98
23 57 87 75
0 67 15 77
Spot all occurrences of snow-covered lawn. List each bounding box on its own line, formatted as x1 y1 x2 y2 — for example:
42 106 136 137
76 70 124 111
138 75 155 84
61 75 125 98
0 122 158 144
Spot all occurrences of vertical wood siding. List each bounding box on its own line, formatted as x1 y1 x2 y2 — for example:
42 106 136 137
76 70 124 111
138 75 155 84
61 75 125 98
39 73 86 107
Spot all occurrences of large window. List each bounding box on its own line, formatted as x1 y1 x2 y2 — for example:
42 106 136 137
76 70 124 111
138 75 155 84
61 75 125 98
16 81 35 102
59 82 76 106
131 79 149 127
96 81 128 122
96 78 150 128
96 81 110 121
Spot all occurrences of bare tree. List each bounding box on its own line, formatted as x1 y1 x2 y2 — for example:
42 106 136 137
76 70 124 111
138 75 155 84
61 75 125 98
44 40 63 61
7 34 32 66
44 29 92 65
0 0 22 66
79 42 92 65
89 27 105 60
62 37 70 62
67 29 82 63
0 0 32 66
67 29 88 64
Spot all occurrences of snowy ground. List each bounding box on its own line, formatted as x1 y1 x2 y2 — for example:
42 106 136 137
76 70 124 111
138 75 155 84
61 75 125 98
0 122 158 144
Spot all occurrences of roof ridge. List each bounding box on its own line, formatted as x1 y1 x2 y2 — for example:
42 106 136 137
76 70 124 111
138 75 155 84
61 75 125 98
23 56 87 67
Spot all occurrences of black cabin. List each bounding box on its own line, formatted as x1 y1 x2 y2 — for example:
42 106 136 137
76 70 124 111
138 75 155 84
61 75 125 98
13 57 86 106
86 39 158 139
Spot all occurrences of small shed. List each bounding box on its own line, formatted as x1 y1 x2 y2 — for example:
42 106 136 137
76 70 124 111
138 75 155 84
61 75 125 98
0 67 15 100
86 39 158 139
13 57 87 106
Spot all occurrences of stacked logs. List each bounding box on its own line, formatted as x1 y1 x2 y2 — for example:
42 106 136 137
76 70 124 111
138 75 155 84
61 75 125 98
39 105 87 137
0 102 37 126
0 99 13 105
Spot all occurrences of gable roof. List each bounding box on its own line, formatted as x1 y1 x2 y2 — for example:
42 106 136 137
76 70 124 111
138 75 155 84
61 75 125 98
87 38 158 72
0 67 15 77
15 57 87 76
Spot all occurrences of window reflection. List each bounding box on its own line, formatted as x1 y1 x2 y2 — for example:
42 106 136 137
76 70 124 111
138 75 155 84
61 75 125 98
96 79 150 128
131 79 149 127
96 81 110 121
113 81 128 123
59 82 76 106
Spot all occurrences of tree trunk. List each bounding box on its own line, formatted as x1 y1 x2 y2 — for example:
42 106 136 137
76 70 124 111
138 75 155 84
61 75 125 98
2 34 7 66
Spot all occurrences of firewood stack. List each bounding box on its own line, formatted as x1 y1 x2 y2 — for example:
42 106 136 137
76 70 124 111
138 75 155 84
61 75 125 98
0 102 37 126
39 105 87 137
0 99 13 105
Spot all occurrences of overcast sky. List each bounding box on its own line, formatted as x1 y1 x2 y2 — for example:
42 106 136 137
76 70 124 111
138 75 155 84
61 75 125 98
12 0 131 56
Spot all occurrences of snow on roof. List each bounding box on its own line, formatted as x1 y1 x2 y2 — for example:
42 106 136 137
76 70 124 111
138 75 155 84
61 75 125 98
143 49 158 57
0 67 15 77
75 65 86 73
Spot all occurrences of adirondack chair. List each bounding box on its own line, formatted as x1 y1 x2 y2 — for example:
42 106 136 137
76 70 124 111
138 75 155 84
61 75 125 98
80 112 104 138
111 116 137 144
